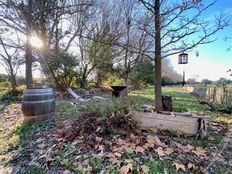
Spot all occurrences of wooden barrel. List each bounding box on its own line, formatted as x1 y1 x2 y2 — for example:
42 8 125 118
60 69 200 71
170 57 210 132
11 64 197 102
22 88 55 123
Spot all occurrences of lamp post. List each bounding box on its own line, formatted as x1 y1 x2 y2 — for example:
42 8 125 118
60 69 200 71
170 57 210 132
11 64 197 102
178 52 188 86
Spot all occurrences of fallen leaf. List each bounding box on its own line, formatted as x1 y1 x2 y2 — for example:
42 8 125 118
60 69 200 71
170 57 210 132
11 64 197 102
116 138 126 145
173 142 185 150
75 155 81 160
172 162 186 171
187 162 194 169
192 147 208 159
113 146 126 153
129 143 136 149
105 152 115 158
174 142 194 152
120 163 132 174
95 137 102 142
144 142 154 149
135 146 145 154
155 147 165 157
111 158 121 165
83 154 88 159
229 159 232 167
147 135 167 147
129 134 137 141
95 126 101 132
114 152 122 157
164 147 174 155
147 135 156 144
194 165 203 171
125 159 133 163
139 165 149 173
183 144 194 152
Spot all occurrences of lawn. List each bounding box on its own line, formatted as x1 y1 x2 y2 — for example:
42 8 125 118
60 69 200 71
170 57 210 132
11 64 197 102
130 86 231 123
130 86 207 113
0 87 231 174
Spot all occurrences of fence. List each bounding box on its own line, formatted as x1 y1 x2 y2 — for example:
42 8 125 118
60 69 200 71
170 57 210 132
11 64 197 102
184 85 232 106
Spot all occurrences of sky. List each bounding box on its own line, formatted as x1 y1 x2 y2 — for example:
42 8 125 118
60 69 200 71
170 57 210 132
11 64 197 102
169 0 232 81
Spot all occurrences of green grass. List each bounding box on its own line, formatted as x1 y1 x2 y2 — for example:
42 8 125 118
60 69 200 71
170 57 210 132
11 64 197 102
56 98 128 121
148 158 183 174
89 155 103 172
130 86 215 115
13 123 34 135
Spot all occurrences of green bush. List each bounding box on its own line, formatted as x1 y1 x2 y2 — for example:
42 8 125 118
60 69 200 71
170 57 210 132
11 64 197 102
76 98 127 116
103 74 124 86
16 85 26 92
162 76 175 86
129 60 154 90
55 100 79 122
0 82 11 89
0 87 23 102
0 89 13 102
87 82 96 89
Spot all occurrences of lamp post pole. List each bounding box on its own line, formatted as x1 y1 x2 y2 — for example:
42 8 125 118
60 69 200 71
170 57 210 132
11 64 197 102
178 52 188 87
182 70 185 86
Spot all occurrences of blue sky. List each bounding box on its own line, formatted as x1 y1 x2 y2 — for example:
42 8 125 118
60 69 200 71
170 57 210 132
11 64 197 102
170 0 232 81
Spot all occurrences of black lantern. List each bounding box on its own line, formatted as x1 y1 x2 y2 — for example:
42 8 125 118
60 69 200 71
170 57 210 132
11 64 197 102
178 52 188 87
178 52 188 64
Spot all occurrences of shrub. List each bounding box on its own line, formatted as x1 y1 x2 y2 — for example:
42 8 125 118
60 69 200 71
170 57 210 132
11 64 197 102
0 82 11 89
103 74 124 86
129 60 154 90
87 82 96 89
162 76 175 86
0 87 24 102
0 89 14 102
56 100 79 121
16 85 26 92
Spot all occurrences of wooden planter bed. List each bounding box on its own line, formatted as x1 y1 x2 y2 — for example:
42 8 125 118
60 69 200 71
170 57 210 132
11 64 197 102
132 111 207 137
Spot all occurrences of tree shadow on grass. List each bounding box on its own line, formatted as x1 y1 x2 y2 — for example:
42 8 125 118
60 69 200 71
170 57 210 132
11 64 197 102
0 103 57 174
11 121 57 174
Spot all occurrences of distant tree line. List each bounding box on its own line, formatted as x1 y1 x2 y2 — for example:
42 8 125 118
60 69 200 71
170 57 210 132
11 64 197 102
187 77 232 85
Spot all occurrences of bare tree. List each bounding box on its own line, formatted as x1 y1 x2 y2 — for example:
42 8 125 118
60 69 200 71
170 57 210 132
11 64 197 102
0 0 94 88
117 0 154 96
75 0 154 91
139 0 229 111
0 33 23 89
71 0 123 87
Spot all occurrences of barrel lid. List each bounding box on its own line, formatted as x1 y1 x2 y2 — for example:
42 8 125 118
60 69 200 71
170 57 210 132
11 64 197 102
23 88 54 94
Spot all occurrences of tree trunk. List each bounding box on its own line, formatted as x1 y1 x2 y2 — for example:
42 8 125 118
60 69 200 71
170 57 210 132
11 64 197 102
124 17 130 97
9 64 17 90
124 71 129 97
154 0 162 111
25 0 33 88
25 40 33 88
80 66 88 88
